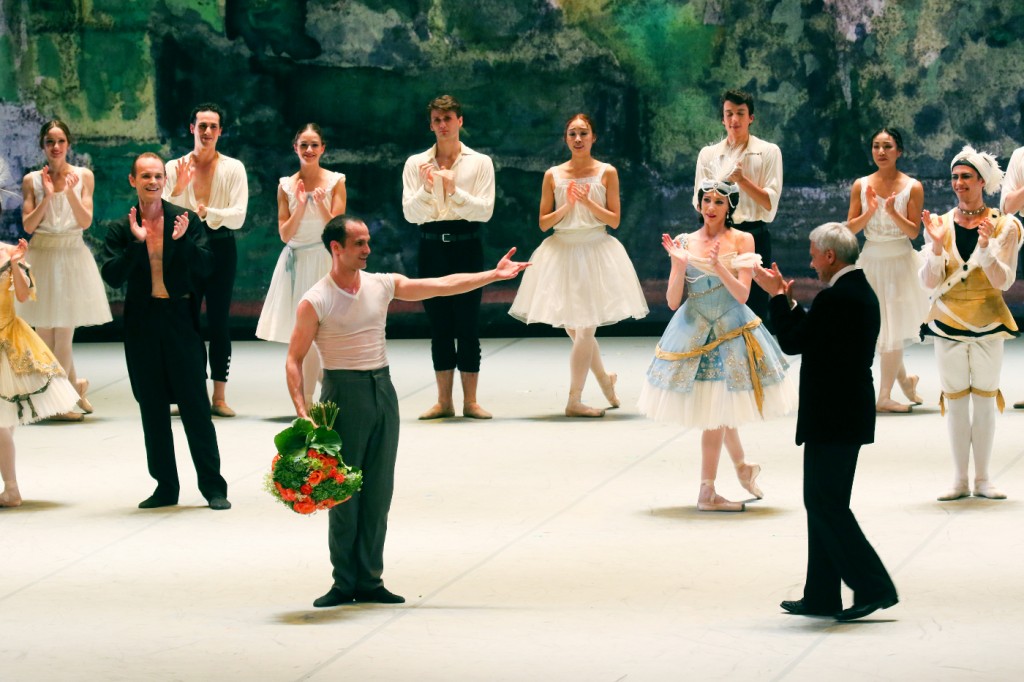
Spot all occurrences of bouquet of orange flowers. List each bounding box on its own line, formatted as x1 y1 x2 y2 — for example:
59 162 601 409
266 402 363 515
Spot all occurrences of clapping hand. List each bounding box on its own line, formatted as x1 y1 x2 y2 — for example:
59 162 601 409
434 167 456 195
311 186 327 205
883 191 898 215
295 179 308 204
977 217 994 249
10 238 28 266
568 181 589 205
707 239 721 268
128 206 147 242
922 210 946 252
865 185 878 213
173 155 194 196
753 262 793 302
418 162 435 190
64 168 80 190
661 233 688 267
171 213 189 240
41 166 55 196
727 162 744 183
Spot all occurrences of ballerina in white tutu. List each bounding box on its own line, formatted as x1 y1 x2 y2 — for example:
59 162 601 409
509 114 648 417
19 120 112 421
256 123 346 409
846 127 928 413
0 233 82 507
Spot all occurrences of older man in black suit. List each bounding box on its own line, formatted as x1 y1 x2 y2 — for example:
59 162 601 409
754 222 897 622
100 152 230 511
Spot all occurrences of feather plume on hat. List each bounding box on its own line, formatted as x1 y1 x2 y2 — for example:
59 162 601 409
697 147 741 207
951 145 1004 195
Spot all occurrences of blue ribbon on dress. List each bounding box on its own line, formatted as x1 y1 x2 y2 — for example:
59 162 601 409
284 243 323 293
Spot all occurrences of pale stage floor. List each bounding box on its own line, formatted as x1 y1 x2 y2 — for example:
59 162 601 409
3 337 1024 682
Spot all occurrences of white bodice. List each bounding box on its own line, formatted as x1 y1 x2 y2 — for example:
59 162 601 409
860 176 912 242
279 172 345 246
28 170 85 235
553 164 608 233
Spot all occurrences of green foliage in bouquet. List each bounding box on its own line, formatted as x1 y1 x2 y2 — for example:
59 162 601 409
266 402 363 514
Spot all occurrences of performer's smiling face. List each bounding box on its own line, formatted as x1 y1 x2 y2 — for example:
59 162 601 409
722 102 753 139
191 111 222 149
808 243 838 283
950 165 984 204
41 126 70 162
129 157 166 200
294 129 324 164
429 109 462 140
332 221 371 271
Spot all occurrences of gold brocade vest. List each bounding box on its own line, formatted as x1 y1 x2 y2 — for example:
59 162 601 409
925 210 1019 334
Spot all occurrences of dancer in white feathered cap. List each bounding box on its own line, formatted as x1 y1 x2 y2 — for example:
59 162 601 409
920 144 1023 501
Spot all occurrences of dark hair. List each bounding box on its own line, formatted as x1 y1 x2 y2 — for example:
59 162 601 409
870 127 904 153
696 186 739 228
321 214 364 251
39 119 73 148
293 123 325 147
426 94 462 120
722 89 755 116
131 151 165 176
564 113 596 137
190 102 227 127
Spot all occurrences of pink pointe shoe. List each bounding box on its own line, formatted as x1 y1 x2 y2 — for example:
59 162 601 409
697 481 745 512
736 463 764 499
597 373 620 409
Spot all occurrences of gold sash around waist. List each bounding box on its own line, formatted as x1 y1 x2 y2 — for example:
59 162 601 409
655 318 767 416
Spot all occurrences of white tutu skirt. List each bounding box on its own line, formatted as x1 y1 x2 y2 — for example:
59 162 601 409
0 348 80 427
256 242 332 343
637 376 797 430
859 239 929 352
509 228 648 328
17 232 113 328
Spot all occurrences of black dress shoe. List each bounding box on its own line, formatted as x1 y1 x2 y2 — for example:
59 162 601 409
835 595 898 621
780 599 839 617
313 587 355 608
354 586 405 604
207 496 232 510
138 494 178 509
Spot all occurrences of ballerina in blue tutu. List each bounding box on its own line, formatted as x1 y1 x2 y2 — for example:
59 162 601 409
638 174 796 511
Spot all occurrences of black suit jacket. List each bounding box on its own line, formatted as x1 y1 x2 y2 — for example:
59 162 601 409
769 268 880 446
99 200 212 325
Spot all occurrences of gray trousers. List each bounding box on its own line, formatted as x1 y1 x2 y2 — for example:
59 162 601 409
322 367 400 593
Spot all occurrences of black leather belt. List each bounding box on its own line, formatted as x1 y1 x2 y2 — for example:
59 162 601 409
420 231 479 242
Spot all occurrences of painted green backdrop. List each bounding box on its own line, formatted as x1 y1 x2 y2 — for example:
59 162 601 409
2 0 1024 334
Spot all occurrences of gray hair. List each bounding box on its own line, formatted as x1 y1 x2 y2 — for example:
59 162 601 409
808 222 859 265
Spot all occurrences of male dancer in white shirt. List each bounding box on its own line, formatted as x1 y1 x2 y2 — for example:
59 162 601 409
402 95 496 419
286 215 528 607
694 89 783 325
164 103 249 417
